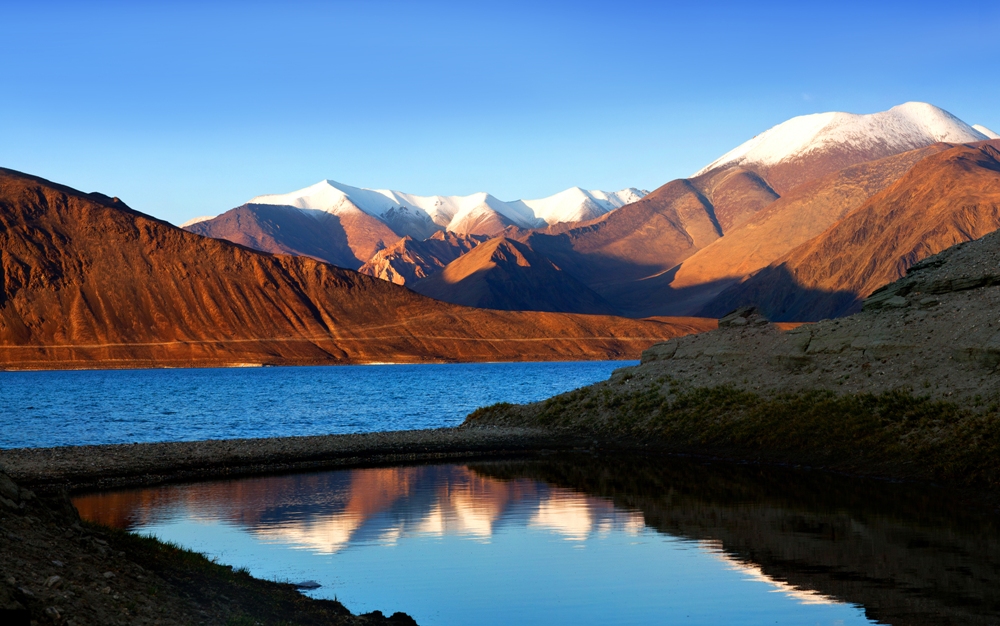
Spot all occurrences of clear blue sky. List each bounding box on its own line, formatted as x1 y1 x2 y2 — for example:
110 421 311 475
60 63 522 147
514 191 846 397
2 0 997 225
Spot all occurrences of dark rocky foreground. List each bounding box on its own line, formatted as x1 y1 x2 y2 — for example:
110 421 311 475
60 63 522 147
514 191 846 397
0 470 418 626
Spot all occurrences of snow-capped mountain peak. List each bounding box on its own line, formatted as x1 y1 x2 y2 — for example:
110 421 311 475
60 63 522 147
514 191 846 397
246 181 647 236
695 102 994 176
973 124 1000 139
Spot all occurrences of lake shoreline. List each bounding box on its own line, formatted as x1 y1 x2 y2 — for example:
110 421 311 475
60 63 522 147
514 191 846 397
0 427 589 493
4 425 998 514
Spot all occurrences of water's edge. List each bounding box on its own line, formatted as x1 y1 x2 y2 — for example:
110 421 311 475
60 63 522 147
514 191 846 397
0 427 588 493
3 426 999 516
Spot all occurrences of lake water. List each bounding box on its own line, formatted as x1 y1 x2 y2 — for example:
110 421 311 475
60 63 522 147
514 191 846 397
0 361 632 449
74 455 1000 626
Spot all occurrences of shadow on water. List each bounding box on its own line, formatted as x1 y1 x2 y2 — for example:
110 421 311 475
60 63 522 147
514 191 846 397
73 454 1000 625
470 454 1000 626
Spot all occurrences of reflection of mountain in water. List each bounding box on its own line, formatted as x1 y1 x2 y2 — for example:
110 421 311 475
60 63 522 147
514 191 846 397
471 456 1000 626
74 457 1000 625
73 465 644 554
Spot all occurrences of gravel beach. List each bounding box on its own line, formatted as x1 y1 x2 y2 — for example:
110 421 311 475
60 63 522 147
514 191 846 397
0 427 585 493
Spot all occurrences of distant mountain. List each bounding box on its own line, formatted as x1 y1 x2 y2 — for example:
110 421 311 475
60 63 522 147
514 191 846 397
247 180 645 235
182 102 1000 323
694 102 994 193
0 167 714 368
184 202 397 269
411 237 619 315
186 181 645 268
514 179 726 297
359 231 490 285
700 141 1000 321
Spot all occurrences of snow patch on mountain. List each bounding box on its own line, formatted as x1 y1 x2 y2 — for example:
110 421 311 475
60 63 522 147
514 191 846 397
247 180 647 234
179 215 214 227
695 102 992 176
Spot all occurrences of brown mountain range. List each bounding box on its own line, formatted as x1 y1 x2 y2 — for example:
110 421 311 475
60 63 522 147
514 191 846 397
410 237 619 315
181 115 998 323
701 141 1000 320
0 168 715 369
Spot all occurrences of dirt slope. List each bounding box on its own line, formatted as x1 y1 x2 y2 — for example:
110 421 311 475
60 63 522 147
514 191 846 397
0 168 716 369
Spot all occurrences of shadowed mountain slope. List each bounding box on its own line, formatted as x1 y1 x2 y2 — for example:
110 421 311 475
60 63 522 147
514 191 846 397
411 237 619 315
516 179 724 295
0 168 715 368
358 231 490 285
701 141 1000 321
619 144 954 317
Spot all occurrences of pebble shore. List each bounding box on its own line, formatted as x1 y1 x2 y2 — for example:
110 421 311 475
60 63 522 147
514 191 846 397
0 427 585 493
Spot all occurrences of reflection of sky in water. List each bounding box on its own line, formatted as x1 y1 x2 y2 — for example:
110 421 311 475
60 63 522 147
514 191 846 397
74 465 873 626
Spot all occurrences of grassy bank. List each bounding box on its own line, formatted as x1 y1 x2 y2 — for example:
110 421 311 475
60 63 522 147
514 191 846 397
465 375 1000 488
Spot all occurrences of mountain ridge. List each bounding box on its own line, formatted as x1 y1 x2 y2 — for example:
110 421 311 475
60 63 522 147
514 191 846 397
700 140 1000 320
0 167 714 369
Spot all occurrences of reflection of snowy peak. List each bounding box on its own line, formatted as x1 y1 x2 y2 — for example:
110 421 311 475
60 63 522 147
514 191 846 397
249 180 647 236
696 102 995 176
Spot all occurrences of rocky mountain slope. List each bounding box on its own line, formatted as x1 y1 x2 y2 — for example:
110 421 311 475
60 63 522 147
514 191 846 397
651 144 952 315
703 141 1000 320
410 237 618 314
358 231 489 285
403 104 999 318
0 168 715 369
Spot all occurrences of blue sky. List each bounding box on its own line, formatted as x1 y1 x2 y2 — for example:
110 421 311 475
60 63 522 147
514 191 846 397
2 1 998 225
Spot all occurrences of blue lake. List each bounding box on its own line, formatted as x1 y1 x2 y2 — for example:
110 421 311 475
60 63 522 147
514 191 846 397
74 457 1000 626
0 361 633 449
